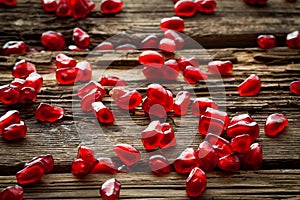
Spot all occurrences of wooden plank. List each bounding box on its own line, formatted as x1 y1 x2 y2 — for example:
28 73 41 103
0 170 299 199
0 0 299 48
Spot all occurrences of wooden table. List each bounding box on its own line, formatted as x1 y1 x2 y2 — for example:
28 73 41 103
0 0 300 199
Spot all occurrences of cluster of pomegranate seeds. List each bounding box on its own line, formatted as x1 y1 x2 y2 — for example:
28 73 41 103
290 80 300 95
186 167 207 197
148 155 172 175
1 41 27 56
257 35 276 49
35 103 64 123
41 31 66 51
0 185 24 200
243 0 268 5
208 60 233 75
110 88 142 110
100 0 123 15
264 113 288 136
100 178 121 200
174 0 216 17
238 74 261 96
0 0 16 6
286 30 300 49
16 154 54 185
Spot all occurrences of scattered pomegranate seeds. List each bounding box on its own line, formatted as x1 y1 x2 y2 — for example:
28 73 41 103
91 157 118 174
196 141 218 172
195 0 217 14
12 60 36 79
160 16 185 32
183 66 208 84
290 80 300 95
41 31 66 51
174 91 190 116
99 75 126 86
100 0 123 14
139 50 165 68
208 60 233 75
238 74 261 96
264 113 288 136
257 35 276 49
100 178 121 200
35 103 64 123
148 155 172 175
191 97 218 116
0 185 24 200
73 27 90 49
92 101 115 124
173 148 199 174
186 167 206 197
286 30 300 49
1 41 27 56
72 158 90 177
113 144 141 166
174 0 197 17
243 0 268 5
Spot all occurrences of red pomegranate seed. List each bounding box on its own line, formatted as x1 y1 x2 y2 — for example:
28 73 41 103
73 27 90 49
100 0 123 14
141 35 159 50
19 87 37 104
110 88 142 110
75 61 92 82
77 81 105 99
92 102 115 124
183 66 208 84
231 134 251 153
208 60 233 75
141 120 163 151
195 0 216 14
205 133 233 157
99 75 126 86
113 144 141 166
0 110 20 134
23 72 43 92
56 0 72 17
10 78 25 90
42 0 57 12
290 80 300 95
35 103 64 123
91 157 118 174
218 154 240 172
159 38 176 53
72 158 90 177
238 74 261 96
139 50 164 68
198 115 225 136
2 0 17 6
115 44 136 50
230 113 255 124
0 185 24 200
162 59 180 80
160 122 176 148
177 57 199 71
160 16 185 32
286 31 300 49
142 98 167 118
56 67 80 85
2 121 27 141
191 97 218 116
100 178 121 200
186 167 206 197
41 31 65 51
148 155 172 175
77 146 96 168
0 85 20 105
174 0 197 17
24 154 54 174
239 143 263 170
196 141 218 172
164 30 185 50
243 0 268 5
12 60 36 79
70 0 89 19
203 107 229 128
257 35 276 49
56 54 77 69
227 120 260 142
173 148 199 174
84 0 96 12
81 89 104 112
174 91 190 116
95 41 114 50
264 113 288 136
146 84 168 103
1 41 27 56
16 162 45 185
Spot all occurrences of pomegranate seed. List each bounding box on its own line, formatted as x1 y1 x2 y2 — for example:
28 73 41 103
141 34 159 50
12 60 36 79
257 35 276 49
75 61 92 82
72 158 90 177
70 0 89 19
41 31 65 51
142 98 167 118
191 97 218 116
203 107 229 128
195 0 216 14
100 0 123 14
92 102 115 124
110 88 142 110
56 67 80 85
141 120 163 151
183 66 208 84
174 91 190 116
42 0 57 12
81 89 104 112
198 115 225 136
23 72 43 92
73 28 90 49
2 121 27 141
186 167 206 197
16 162 45 185
115 44 136 50
10 78 25 90
19 87 37 104
0 85 20 105
286 31 300 49
1 41 27 56
173 148 199 174
84 0 96 12
178 57 199 71
77 81 105 99
113 144 141 166
162 59 180 80
0 110 20 134
2 0 17 6
148 155 172 175
208 60 233 75
100 178 121 200
99 75 126 86
56 0 72 17
160 123 176 148
24 154 54 174
230 113 255 124
196 141 218 172
91 157 118 174
35 103 64 123
231 134 251 153
238 74 261 96
159 38 176 53
0 185 24 200
243 0 268 5
146 84 168 103
77 146 96 168
56 54 77 69
290 80 300 95
264 113 288 136
227 120 260 142
95 41 114 50
218 154 240 172
174 0 197 17
239 143 263 170
160 16 185 32
205 133 233 157
164 30 185 50
139 51 164 68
